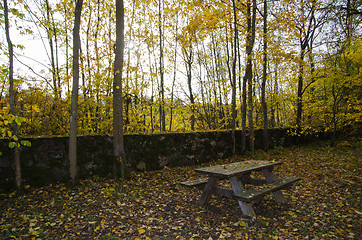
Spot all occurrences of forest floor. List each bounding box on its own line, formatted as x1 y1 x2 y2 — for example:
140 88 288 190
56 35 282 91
0 138 361 239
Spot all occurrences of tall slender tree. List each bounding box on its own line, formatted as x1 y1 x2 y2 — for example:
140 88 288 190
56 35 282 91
158 0 166 132
69 0 83 183
45 0 61 98
295 0 317 127
261 0 268 151
169 7 179 131
3 0 21 189
113 0 127 179
231 0 238 155
243 0 257 151
181 32 195 130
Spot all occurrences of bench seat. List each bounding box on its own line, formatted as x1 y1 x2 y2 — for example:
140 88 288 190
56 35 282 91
180 178 209 189
234 176 300 203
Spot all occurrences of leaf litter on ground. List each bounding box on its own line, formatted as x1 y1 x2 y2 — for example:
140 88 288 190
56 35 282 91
0 138 361 239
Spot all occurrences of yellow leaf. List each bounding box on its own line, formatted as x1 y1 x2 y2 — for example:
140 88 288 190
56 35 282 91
138 228 145 235
239 221 246 227
195 217 200 222
32 105 40 113
29 228 38 235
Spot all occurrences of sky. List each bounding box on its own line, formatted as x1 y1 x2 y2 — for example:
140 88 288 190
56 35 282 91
1 0 56 87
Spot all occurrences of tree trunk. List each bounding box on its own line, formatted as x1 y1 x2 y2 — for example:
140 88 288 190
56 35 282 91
261 0 268 151
147 45 155 133
64 3 70 95
124 1 136 129
107 8 113 97
271 58 280 127
237 26 244 152
51 9 61 98
231 0 238 155
113 0 127 179
247 64 254 151
241 61 247 153
211 34 224 127
158 0 166 132
4 0 21 189
188 54 195 131
85 5 92 99
296 46 305 127
45 0 59 98
94 0 101 133
69 0 83 183
244 0 257 151
296 0 316 128
169 10 179 131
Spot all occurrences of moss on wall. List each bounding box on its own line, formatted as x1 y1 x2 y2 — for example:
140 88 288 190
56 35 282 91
0 128 330 192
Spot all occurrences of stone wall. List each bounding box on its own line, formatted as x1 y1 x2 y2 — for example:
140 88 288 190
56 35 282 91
0 128 329 192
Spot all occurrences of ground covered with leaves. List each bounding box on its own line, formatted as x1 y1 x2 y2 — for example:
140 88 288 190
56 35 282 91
1 139 361 239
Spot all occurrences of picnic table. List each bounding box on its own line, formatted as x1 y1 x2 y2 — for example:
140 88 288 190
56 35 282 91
181 160 300 218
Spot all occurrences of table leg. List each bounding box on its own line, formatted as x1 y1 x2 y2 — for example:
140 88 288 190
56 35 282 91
198 176 218 206
229 176 256 217
262 168 286 203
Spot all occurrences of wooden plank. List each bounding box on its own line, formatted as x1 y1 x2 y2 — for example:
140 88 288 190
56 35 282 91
180 178 208 189
229 176 256 217
242 175 268 186
234 176 300 203
198 176 218 206
212 187 235 198
195 160 282 178
263 168 284 203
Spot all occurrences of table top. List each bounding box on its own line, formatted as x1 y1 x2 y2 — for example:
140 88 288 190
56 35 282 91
195 160 281 178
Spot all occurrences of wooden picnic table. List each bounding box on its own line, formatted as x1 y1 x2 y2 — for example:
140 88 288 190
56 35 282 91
181 160 300 218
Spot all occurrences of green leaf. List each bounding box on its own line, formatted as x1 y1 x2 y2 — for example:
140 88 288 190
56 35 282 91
13 78 23 84
15 117 22 126
9 142 16 149
21 140 31 147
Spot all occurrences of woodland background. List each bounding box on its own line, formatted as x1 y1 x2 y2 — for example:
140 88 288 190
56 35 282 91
0 1 361 237
1 0 360 137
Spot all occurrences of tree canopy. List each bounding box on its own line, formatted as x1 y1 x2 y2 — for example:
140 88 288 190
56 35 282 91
1 0 361 138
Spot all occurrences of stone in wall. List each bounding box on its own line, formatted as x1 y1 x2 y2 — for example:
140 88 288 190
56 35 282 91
0 128 331 192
